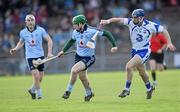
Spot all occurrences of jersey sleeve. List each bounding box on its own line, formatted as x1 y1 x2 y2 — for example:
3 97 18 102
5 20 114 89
123 18 132 26
151 22 164 33
159 34 167 44
19 31 25 41
71 30 76 40
97 30 103 36
41 28 49 38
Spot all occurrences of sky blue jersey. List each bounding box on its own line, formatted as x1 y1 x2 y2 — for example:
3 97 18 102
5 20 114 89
19 26 48 59
72 25 103 57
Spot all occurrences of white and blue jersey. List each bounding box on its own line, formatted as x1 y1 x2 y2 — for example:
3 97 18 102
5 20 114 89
122 18 164 63
72 25 103 57
19 26 49 59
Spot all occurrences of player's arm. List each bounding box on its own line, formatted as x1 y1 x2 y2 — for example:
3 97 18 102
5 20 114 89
44 35 53 57
57 38 76 57
102 30 118 53
102 30 117 47
161 29 176 51
10 39 24 54
62 38 76 52
100 18 124 26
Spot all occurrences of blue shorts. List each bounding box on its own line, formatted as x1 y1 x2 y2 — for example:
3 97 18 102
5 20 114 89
131 49 150 64
75 54 95 70
27 56 45 71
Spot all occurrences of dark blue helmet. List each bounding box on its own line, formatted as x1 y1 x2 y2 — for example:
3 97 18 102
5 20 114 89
132 9 145 17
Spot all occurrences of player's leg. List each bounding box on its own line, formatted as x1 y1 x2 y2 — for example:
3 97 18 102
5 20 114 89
149 59 157 86
35 61 45 99
118 55 142 98
136 64 154 99
27 58 40 99
62 61 86 99
31 69 41 97
79 70 94 101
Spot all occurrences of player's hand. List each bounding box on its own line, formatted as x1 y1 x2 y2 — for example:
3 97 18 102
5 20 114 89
47 53 54 58
10 48 17 55
111 47 118 53
57 51 64 57
166 43 176 51
100 20 110 27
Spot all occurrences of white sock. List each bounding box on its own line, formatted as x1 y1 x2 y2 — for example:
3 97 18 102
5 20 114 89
66 84 73 92
31 85 36 93
37 89 42 97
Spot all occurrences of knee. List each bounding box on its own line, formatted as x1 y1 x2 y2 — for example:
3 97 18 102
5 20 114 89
126 64 133 72
33 74 40 80
71 68 78 75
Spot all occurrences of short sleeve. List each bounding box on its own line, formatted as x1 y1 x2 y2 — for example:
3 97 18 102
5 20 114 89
97 30 103 36
123 18 132 25
71 31 76 40
19 31 24 41
151 22 164 33
41 28 49 37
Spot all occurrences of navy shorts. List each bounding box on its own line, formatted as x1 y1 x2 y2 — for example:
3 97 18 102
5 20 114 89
75 54 95 70
27 56 45 71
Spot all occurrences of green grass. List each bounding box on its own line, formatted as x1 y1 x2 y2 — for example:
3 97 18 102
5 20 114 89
0 70 180 112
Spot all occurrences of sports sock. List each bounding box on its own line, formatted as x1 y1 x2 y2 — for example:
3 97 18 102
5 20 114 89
85 88 92 96
151 71 156 81
37 89 42 97
66 83 73 92
145 81 151 92
30 84 36 93
125 80 131 91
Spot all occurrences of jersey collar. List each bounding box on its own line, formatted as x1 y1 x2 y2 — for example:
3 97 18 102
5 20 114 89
26 25 37 33
77 24 87 33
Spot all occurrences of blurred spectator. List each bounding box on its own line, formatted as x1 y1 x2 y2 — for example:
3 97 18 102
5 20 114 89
142 0 155 11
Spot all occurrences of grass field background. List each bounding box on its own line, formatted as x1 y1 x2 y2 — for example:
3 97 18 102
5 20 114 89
0 70 179 112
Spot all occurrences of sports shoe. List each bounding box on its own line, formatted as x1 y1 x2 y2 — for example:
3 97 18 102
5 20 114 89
37 96 42 99
84 92 94 102
28 89 36 99
62 91 71 99
146 86 155 99
118 89 130 98
153 81 157 86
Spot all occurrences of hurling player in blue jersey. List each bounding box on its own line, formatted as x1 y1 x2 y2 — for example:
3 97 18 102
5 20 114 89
10 14 53 99
100 9 176 99
58 14 118 102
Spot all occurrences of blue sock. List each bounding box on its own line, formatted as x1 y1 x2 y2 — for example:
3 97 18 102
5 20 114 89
125 80 131 91
85 88 92 96
145 82 151 91
66 84 73 92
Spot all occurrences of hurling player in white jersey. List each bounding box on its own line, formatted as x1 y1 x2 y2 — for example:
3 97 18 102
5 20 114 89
10 14 53 99
100 9 176 99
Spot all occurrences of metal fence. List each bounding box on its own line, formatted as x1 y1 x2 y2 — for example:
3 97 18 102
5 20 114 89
0 50 176 76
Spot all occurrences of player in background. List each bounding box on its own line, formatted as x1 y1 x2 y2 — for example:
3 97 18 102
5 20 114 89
149 33 167 87
58 14 118 102
100 9 176 99
10 14 53 99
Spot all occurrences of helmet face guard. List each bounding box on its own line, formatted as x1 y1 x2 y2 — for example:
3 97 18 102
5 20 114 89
72 14 87 25
132 9 145 25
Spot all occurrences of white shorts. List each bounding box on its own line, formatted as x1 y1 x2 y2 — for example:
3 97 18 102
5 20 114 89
131 48 151 64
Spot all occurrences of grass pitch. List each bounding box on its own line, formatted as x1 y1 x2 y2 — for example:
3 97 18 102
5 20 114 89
0 70 179 112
